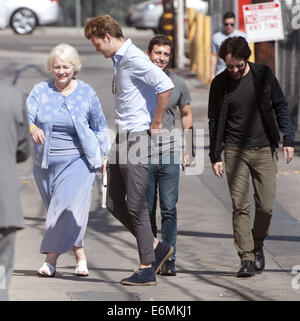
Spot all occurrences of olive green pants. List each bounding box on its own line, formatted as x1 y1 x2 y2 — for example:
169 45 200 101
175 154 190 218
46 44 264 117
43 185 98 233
224 146 277 261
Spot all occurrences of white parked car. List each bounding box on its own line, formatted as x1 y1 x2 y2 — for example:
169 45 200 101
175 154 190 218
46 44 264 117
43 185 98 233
0 0 61 35
126 0 208 34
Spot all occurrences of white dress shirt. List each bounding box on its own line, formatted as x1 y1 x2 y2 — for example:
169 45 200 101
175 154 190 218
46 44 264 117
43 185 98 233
112 39 174 132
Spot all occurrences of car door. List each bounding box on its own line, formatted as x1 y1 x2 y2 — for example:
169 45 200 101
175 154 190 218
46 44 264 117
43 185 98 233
0 0 7 29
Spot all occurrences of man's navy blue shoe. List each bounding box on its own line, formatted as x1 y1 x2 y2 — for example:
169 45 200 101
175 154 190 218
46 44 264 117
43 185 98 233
153 242 174 274
120 266 157 286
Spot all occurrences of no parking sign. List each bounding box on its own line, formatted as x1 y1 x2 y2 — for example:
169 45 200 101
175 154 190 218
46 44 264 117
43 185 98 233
243 2 284 42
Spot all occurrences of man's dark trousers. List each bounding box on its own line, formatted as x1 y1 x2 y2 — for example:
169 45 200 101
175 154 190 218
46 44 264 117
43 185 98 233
106 131 155 265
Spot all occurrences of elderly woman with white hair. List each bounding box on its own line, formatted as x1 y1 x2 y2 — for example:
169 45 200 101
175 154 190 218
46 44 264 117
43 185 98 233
27 43 110 277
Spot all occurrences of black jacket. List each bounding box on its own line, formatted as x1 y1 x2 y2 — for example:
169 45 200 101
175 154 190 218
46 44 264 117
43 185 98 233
208 62 295 163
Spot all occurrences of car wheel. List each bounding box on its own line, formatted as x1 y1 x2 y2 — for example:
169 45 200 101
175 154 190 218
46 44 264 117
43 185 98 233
11 8 37 35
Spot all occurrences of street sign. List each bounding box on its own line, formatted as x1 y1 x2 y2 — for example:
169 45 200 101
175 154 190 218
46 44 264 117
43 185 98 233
243 2 284 42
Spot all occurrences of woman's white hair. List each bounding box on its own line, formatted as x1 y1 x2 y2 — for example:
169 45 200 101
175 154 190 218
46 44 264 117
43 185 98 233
46 43 82 74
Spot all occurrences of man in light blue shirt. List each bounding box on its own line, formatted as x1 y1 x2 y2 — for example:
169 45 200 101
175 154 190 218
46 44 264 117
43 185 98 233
85 15 174 286
210 12 248 81
112 38 174 132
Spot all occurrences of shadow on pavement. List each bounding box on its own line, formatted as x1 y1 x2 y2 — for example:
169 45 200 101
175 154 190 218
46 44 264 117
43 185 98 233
175 268 287 276
58 266 133 273
12 64 48 86
13 269 119 284
176 230 300 242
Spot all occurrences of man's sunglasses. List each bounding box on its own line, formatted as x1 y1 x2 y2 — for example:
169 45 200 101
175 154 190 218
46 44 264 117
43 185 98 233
226 62 245 70
224 23 234 27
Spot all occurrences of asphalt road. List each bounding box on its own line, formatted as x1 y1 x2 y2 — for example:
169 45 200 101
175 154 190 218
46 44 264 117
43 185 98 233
1 27 300 302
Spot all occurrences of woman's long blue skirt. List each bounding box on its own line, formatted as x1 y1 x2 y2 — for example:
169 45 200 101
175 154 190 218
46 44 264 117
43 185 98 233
33 154 95 254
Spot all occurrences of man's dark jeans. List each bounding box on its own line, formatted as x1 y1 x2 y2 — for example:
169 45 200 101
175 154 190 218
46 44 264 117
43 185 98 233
147 151 180 260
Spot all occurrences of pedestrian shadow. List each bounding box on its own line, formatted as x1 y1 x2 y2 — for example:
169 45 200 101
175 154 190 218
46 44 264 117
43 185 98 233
177 269 236 277
176 268 288 277
175 230 300 242
12 269 119 284
58 266 133 273
13 269 38 277
54 273 119 284
12 64 48 86
23 216 45 222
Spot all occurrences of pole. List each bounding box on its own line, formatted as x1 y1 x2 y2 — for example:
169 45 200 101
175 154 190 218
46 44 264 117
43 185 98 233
162 0 176 67
204 15 211 85
176 0 185 69
196 13 204 80
234 0 239 28
275 40 279 79
251 0 275 73
249 42 255 63
75 0 81 28
188 8 196 71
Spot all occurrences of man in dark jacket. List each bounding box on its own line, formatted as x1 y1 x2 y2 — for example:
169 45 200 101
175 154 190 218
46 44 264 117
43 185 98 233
0 79 31 300
208 37 294 277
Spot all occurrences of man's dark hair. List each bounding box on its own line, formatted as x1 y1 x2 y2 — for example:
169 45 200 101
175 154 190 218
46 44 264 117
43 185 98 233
223 11 235 21
219 36 251 61
147 34 173 54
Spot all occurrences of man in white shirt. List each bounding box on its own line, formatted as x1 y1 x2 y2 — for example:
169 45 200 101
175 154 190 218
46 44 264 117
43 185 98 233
210 12 247 82
84 15 174 286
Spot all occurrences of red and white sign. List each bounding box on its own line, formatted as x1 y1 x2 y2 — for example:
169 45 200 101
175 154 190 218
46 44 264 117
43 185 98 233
243 2 284 43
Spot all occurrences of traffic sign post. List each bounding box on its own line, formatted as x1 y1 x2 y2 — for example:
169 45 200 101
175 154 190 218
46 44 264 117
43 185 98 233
243 2 284 42
246 0 283 74
162 0 176 67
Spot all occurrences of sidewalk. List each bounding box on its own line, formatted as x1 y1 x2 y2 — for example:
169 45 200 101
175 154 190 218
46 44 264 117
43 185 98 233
10 34 300 301
0 26 154 38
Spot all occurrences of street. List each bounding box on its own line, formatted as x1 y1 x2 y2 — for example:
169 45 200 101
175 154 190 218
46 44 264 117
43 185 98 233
1 26 300 301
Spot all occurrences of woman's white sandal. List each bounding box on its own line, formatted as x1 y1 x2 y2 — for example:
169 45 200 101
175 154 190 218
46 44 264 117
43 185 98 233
75 260 89 277
37 262 56 277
